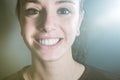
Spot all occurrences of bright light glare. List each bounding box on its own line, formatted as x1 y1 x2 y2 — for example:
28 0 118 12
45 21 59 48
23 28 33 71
94 0 120 26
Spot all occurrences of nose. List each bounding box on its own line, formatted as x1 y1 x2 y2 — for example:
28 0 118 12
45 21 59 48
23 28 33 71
38 9 56 32
44 13 56 32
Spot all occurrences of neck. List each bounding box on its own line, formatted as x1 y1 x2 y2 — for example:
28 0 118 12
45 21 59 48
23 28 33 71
30 50 84 80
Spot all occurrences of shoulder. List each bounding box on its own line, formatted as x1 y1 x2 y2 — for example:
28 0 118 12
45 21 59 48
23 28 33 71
79 65 119 80
2 71 23 80
2 66 30 80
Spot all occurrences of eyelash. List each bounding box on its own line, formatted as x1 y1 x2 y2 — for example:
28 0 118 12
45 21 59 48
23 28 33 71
57 8 72 15
25 8 40 16
24 7 71 17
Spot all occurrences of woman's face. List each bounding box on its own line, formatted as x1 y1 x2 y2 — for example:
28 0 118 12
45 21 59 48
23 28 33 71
20 0 83 61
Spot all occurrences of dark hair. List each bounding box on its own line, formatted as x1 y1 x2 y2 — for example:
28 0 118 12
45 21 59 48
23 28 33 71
16 0 84 19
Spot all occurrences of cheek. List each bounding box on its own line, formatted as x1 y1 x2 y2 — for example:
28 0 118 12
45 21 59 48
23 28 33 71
62 18 78 36
21 20 36 39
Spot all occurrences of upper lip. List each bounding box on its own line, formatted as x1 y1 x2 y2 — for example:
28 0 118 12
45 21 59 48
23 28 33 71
34 34 63 41
36 35 63 39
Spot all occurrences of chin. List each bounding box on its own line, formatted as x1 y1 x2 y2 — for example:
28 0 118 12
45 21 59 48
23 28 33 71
41 49 66 61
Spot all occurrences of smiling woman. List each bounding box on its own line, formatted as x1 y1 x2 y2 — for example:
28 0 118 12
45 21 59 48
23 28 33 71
2 0 119 80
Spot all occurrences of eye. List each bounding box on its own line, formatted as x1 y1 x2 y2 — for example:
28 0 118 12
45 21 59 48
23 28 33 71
25 8 40 16
57 8 71 15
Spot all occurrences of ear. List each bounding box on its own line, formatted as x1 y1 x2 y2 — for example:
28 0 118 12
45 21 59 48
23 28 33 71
76 11 84 36
77 11 84 30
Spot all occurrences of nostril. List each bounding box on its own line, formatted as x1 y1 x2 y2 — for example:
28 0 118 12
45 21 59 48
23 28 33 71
38 20 56 32
37 25 56 33
39 27 46 32
43 25 56 32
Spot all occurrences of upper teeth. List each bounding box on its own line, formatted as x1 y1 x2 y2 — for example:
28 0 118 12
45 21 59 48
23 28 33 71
39 39 59 45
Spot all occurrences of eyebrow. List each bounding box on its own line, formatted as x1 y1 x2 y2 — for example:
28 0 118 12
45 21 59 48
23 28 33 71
56 0 75 5
25 0 75 5
26 0 40 4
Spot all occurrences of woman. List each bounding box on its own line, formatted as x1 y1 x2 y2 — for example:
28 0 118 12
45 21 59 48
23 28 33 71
3 0 119 80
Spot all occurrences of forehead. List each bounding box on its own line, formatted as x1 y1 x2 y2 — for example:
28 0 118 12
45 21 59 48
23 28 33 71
23 0 80 4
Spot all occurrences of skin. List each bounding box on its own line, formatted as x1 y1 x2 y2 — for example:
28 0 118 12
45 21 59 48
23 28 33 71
19 0 84 80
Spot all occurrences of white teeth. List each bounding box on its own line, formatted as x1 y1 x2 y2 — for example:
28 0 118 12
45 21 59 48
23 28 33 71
39 39 59 45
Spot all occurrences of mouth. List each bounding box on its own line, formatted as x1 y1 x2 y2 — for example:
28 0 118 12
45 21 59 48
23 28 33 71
39 38 60 46
35 38 63 47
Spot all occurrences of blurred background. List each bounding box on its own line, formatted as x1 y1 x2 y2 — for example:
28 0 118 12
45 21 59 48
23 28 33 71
0 0 120 79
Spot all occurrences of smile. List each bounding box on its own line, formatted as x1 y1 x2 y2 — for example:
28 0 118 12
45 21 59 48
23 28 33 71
34 37 63 49
39 39 60 46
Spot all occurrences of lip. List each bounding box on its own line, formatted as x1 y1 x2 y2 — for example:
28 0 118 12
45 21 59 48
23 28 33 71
34 37 63 49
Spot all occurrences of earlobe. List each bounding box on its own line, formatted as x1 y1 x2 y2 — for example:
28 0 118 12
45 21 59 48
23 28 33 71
76 29 80 36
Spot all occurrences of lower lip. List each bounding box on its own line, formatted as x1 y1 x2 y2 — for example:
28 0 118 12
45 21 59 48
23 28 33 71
34 39 63 49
